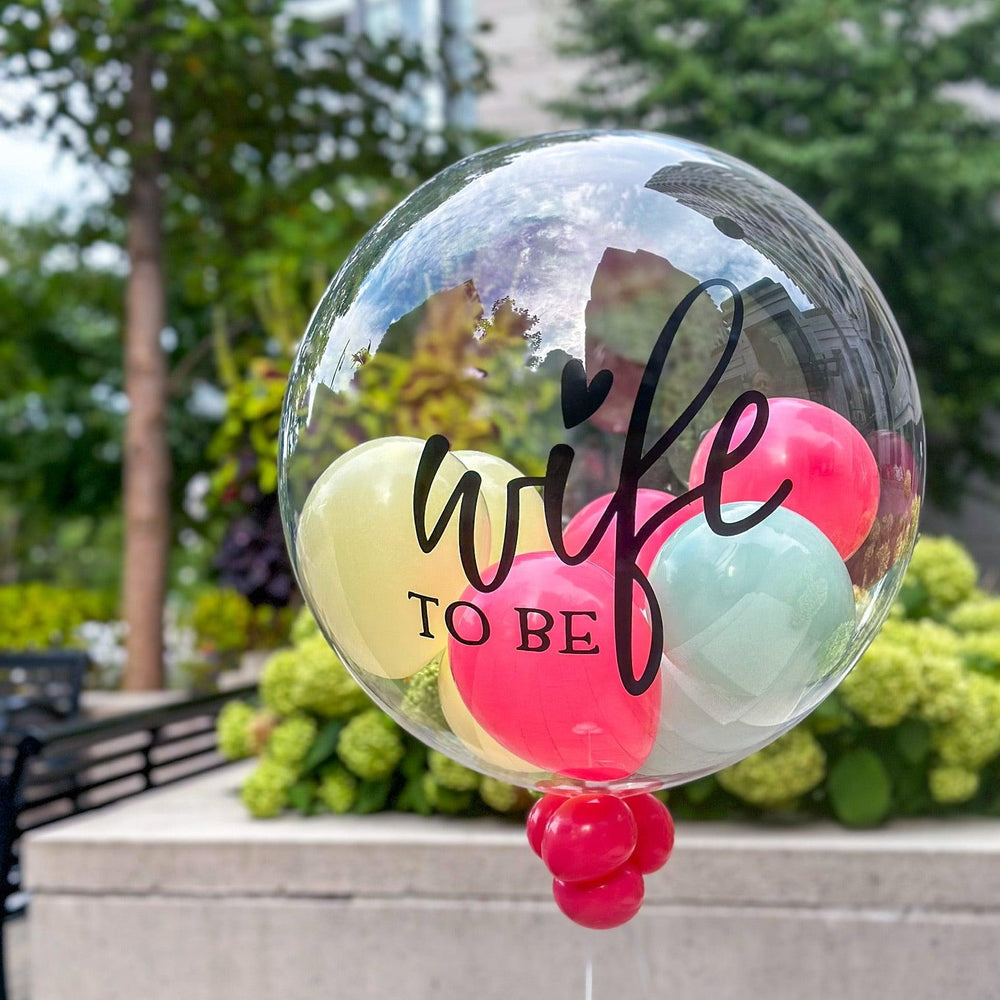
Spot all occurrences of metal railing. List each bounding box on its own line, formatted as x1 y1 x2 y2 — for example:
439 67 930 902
0 684 255 1000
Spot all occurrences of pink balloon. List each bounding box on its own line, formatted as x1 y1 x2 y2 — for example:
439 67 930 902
564 488 701 575
552 863 645 929
625 794 675 874
448 552 660 781
689 397 879 559
541 794 638 882
846 431 919 588
526 794 565 858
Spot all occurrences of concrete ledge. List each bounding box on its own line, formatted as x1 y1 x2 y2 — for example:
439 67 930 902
25 763 1000 1000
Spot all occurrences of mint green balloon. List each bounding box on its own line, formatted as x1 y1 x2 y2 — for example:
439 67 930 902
648 503 855 705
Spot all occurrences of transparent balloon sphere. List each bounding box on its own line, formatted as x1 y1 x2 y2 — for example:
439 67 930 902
279 130 924 793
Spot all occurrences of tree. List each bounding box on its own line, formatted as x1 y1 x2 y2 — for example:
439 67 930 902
0 218 125 585
0 0 472 687
555 0 1000 504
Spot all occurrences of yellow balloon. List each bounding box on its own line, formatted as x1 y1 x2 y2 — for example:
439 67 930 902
453 450 551 563
437 651 540 774
296 437 490 679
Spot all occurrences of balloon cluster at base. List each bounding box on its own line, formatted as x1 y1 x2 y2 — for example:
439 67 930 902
280 130 924 801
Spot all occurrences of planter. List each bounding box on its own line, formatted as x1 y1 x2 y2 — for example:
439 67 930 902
24 762 1000 1000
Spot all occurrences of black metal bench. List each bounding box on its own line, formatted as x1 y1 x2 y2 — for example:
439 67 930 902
0 683 256 1000
0 651 88 733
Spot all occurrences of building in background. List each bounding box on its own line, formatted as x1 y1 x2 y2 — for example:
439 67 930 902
333 0 583 136
472 0 583 135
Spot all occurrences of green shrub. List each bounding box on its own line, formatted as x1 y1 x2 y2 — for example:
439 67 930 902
0 583 116 650
188 588 254 655
716 730 826 809
679 535 1000 826
222 535 1000 828
219 612 527 820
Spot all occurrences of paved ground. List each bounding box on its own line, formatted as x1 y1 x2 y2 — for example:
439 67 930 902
6 915 29 1000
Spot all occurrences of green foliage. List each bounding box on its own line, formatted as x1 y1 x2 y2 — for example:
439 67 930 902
259 636 368 718
0 1 487 598
422 774 474 814
209 358 289 500
932 673 1000 770
826 749 892 827
402 659 450 731
0 222 129 584
317 765 358 815
337 710 406 782
221 608 529 820
838 632 923 727
240 759 297 819
288 635 371 717
268 715 319 768
427 750 482 792
950 595 1000 636
556 0 1000 500
258 649 301 717
188 588 254 654
0 0 476 312
898 537 978 618
306 293 563 479
289 606 321 645
928 765 980 805
479 777 533 814
216 701 257 761
716 730 826 808
227 537 1000 827
0 583 116 650
684 535 1000 826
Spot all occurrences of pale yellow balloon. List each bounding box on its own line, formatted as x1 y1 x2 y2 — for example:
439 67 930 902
437 651 540 773
453 450 551 563
296 437 490 679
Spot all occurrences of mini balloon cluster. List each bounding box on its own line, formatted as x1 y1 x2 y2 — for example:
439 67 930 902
527 792 675 929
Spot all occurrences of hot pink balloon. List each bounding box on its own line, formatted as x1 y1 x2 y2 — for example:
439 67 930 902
689 397 879 559
625 793 675 874
846 431 919 587
552 863 645 930
541 794 638 882
563 488 701 575
526 794 565 858
448 552 660 781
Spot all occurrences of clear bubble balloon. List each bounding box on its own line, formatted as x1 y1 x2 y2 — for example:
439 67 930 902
279 130 924 792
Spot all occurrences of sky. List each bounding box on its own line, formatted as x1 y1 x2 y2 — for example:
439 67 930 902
0 94 103 222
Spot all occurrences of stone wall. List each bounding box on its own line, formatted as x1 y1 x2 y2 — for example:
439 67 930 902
25 764 1000 1000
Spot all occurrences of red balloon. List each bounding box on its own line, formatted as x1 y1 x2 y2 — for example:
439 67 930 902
625 794 675 874
563 488 701 576
526 794 565 858
689 397 879 559
846 431 919 588
541 794 638 882
449 552 660 781
553 863 645 930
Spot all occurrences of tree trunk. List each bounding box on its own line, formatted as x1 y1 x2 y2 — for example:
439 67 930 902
121 45 169 691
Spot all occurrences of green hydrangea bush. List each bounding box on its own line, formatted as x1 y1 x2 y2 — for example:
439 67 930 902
221 536 1000 828
676 535 1000 827
218 608 532 819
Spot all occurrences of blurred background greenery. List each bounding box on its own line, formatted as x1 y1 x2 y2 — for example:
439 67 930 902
0 0 996 749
